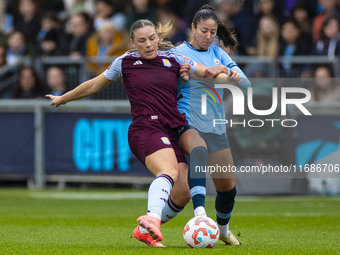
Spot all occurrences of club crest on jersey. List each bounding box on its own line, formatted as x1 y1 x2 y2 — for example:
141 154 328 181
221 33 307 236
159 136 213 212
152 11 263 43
161 137 171 145
162 59 172 67
214 58 220 64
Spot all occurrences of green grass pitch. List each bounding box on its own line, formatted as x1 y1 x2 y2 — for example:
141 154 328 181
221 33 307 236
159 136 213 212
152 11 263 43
0 189 339 255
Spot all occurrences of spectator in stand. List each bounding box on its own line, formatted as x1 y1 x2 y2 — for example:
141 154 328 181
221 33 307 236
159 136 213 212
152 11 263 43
94 0 127 31
46 66 68 96
182 0 209 27
313 15 340 58
13 0 41 47
37 13 67 55
161 0 189 19
311 65 340 102
279 20 311 77
313 0 339 42
301 15 340 77
6 30 35 67
86 22 128 76
214 0 258 55
38 13 59 43
66 12 93 57
39 0 65 15
39 29 63 56
248 15 280 58
291 1 314 36
244 0 285 24
258 0 285 23
63 0 96 17
11 66 44 99
283 0 318 18
125 0 157 30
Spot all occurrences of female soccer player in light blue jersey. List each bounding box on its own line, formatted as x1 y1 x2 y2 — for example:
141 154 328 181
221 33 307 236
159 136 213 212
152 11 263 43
174 5 251 245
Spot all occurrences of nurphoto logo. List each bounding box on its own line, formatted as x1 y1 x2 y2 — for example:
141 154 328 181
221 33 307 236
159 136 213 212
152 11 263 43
201 84 312 128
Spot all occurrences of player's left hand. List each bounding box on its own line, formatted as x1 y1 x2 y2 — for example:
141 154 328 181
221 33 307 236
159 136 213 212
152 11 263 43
205 65 228 79
205 65 242 84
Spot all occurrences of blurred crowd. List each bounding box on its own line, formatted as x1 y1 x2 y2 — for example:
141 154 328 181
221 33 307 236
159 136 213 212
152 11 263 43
0 0 339 101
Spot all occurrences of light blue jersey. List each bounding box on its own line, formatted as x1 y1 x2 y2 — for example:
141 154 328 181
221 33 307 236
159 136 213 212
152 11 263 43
174 41 251 135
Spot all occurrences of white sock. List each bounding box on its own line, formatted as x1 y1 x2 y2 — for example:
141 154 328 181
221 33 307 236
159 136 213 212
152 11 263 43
161 196 184 224
194 206 207 217
218 222 229 237
147 174 174 220
147 212 161 220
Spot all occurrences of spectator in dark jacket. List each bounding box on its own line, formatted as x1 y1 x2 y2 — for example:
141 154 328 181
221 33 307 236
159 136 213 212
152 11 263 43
14 0 41 48
66 12 93 57
11 66 44 99
125 0 157 30
215 0 258 55
312 15 340 58
279 20 311 77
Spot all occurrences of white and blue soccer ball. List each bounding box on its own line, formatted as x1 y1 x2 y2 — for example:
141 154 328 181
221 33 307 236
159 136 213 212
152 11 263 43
183 216 220 248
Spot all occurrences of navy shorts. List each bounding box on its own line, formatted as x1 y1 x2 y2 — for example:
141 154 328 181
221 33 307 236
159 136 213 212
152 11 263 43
128 117 186 165
177 125 230 153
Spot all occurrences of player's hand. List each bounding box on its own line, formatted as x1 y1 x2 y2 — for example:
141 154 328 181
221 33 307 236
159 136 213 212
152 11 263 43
180 64 191 84
229 69 242 84
45 94 66 107
205 65 242 84
205 65 228 79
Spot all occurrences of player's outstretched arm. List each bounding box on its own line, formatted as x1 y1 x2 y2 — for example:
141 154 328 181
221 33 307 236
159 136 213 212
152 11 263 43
46 74 112 107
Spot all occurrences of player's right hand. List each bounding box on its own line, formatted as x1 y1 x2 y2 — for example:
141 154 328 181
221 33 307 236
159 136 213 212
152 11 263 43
229 69 242 84
180 64 191 84
45 94 65 107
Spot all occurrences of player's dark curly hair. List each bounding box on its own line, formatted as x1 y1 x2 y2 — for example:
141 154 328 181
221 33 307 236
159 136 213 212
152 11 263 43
192 4 239 51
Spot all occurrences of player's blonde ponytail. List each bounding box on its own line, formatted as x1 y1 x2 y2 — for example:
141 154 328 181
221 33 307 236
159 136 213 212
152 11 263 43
156 20 175 50
130 19 175 51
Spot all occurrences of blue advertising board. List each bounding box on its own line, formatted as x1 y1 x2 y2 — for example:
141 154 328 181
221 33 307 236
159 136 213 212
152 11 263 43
296 115 340 166
45 112 150 176
0 112 34 176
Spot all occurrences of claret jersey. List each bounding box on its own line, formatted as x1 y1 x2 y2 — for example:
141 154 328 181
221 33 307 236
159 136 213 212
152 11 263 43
104 50 197 128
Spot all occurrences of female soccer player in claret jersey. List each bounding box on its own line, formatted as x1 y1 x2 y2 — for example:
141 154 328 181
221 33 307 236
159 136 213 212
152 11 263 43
46 19 237 247
173 5 251 245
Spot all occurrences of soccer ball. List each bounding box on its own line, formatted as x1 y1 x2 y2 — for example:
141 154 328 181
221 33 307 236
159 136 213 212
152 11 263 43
183 216 220 248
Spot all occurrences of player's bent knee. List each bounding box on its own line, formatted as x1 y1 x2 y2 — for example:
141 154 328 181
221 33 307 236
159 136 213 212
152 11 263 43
217 186 237 200
214 178 236 192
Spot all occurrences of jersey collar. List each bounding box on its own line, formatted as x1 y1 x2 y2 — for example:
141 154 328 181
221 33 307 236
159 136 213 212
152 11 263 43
184 41 208 52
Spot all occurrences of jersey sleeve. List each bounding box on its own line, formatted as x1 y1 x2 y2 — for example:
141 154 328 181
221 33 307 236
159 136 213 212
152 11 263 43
218 47 251 88
103 55 124 81
172 52 197 77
